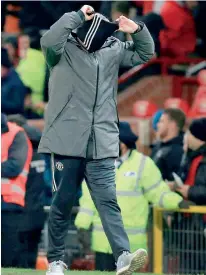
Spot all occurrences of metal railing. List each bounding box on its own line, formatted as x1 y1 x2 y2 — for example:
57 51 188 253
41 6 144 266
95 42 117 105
118 57 204 84
153 206 206 274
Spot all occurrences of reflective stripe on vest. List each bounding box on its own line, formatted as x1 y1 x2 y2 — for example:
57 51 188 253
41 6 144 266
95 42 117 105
79 207 94 216
143 178 162 194
1 178 9 183
1 122 32 207
135 155 147 189
1 170 28 184
116 190 142 197
1 180 25 195
93 225 146 234
11 185 25 195
159 191 171 207
116 153 147 198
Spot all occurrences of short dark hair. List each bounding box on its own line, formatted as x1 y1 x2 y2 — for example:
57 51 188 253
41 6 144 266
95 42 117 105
112 1 130 15
164 108 186 131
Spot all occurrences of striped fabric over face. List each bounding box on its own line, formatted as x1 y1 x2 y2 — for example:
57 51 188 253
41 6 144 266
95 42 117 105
75 13 119 53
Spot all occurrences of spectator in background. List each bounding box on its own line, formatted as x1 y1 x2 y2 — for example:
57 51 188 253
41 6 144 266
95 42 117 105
111 1 130 22
1 113 33 267
159 0 198 57
1 48 27 115
17 30 47 115
175 118 206 205
7 114 48 268
141 12 165 56
3 36 19 67
151 108 186 181
111 2 131 43
3 36 47 119
171 118 206 274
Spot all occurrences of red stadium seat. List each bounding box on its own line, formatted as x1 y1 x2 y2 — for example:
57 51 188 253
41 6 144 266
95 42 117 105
133 100 158 118
197 69 206 86
164 98 189 115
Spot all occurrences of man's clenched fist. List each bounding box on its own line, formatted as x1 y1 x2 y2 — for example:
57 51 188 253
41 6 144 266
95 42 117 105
80 5 95 21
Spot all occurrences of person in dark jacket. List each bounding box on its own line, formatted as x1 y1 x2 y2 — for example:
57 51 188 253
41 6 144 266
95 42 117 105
1 113 32 267
151 108 186 181
171 118 206 274
38 4 154 275
1 48 27 115
7 114 48 268
175 118 206 205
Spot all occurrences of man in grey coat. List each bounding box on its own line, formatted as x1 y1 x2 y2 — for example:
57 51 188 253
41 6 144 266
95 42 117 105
38 5 154 275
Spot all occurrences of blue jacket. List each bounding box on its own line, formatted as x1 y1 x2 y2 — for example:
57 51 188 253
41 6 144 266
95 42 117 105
1 69 27 115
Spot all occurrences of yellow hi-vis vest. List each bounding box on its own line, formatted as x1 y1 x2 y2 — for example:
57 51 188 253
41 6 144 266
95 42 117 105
75 150 182 254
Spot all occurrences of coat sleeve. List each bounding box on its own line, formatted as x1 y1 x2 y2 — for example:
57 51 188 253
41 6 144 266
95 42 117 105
1 131 29 178
40 11 85 68
119 23 155 67
188 162 206 205
140 157 183 209
75 181 96 230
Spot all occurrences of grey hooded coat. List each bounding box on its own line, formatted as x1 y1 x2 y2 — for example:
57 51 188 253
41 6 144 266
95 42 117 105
38 11 154 159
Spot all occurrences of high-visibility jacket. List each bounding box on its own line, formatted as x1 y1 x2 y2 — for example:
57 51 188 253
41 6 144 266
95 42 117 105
17 49 46 106
1 122 33 207
75 150 182 254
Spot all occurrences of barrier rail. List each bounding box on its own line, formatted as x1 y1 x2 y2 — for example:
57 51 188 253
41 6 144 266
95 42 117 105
118 57 204 84
153 206 206 274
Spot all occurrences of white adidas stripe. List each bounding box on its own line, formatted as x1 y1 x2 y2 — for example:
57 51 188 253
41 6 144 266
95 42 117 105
84 15 101 48
83 15 98 45
86 17 102 50
84 15 102 49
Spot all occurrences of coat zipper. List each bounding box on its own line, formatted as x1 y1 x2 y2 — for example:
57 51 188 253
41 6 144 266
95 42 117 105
113 88 120 128
92 54 99 157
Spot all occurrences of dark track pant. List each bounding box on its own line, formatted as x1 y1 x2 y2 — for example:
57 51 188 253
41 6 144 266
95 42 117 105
19 228 42 268
95 252 116 271
1 212 22 267
48 154 130 263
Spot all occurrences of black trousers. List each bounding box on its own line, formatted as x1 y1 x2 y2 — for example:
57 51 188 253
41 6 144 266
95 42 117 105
1 212 22 267
95 252 116 271
18 228 42 268
48 154 130 263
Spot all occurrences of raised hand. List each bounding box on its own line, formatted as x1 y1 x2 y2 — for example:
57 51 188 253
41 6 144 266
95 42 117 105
118 16 139 34
80 5 95 21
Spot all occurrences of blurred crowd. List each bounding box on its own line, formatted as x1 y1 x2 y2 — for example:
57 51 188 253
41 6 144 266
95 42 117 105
1 0 206 272
1 1 206 118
